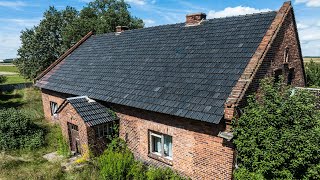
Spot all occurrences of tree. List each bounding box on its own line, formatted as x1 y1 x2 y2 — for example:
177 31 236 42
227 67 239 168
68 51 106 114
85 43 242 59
233 78 320 179
305 60 320 87
15 6 78 79
15 0 144 80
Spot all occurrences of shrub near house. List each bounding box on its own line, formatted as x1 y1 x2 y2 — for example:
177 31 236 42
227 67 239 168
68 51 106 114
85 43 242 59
0 108 44 150
233 78 320 179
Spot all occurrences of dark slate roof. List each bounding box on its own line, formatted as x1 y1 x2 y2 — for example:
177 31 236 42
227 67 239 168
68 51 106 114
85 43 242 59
36 11 277 124
66 96 117 126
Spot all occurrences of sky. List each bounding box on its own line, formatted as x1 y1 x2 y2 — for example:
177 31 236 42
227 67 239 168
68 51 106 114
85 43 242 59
0 0 319 59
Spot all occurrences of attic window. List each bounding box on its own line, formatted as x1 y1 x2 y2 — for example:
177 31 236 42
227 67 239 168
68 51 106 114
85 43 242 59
284 47 289 63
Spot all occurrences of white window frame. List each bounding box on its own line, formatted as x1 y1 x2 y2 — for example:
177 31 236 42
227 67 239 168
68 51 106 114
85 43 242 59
50 101 58 116
149 131 172 160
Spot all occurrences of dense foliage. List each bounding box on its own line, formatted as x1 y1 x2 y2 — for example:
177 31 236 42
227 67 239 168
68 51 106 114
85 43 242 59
98 138 187 180
233 78 320 179
0 108 44 150
0 75 7 84
15 0 144 79
305 60 320 87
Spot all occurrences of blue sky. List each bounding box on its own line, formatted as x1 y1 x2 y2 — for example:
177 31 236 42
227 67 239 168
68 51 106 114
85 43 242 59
0 0 319 59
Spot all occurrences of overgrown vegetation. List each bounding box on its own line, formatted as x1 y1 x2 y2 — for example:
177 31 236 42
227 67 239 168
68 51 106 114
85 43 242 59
0 75 7 84
0 88 187 179
0 108 44 150
98 138 187 180
15 0 144 79
233 78 320 179
305 60 320 87
56 127 71 157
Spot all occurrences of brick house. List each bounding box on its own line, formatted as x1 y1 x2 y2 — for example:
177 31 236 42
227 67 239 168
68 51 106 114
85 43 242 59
35 2 305 179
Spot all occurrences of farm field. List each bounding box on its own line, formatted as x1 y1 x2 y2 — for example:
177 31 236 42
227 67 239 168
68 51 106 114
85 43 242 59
0 64 31 84
303 57 320 63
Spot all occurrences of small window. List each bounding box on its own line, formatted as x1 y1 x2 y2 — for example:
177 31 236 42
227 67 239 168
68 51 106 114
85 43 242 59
50 101 58 116
274 69 282 83
284 47 289 63
149 131 172 159
287 68 294 85
95 123 112 138
69 123 78 131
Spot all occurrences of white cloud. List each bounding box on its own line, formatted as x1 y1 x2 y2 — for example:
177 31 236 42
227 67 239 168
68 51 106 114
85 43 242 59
0 1 27 8
207 6 272 19
125 0 146 6
0 18 40 28
295 0 320 7
0 17 40 59
0 32 20 59
143 19 155 27
297 23 309 30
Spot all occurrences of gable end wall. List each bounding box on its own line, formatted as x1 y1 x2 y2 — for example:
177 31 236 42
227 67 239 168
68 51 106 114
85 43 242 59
245 8 305 97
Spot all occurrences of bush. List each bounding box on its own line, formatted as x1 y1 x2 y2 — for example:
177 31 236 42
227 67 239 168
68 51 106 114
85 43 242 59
233 78 320 179
146 167 185 180
98 138 137 179
0 108 44 150
98 138 187 180
305 60 320 87
0 75 7 84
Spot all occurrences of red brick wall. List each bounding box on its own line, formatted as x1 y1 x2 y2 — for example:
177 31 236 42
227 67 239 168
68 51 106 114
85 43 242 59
247 8 306 96
114 105 234 180
41 89 67 121
41 89 108 155
58 103 90 154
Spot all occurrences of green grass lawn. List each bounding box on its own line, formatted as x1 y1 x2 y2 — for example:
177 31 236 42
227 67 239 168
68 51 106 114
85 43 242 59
3 75 32 84
0 88 99 180
0 64 31 84
0 65 18 73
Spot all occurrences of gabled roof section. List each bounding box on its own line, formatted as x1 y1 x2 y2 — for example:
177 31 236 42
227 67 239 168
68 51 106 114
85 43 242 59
36 11 277 124
58 96 117 127
35 31 94 81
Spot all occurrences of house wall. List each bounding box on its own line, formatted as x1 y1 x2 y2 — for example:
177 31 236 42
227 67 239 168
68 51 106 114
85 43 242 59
246 8 305 96
58 103 90 154
114 104 234 180
41 89 68 121
41 89 108 155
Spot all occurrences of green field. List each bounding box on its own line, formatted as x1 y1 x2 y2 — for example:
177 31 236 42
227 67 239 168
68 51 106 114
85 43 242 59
0 64 31 84
0 65 18 73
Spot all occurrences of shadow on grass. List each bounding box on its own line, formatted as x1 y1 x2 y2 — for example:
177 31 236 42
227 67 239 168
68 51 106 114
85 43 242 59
0 93 25 108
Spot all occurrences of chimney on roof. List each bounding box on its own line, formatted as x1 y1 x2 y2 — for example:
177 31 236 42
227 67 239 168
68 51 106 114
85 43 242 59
186 13 206 26
116 26 129 33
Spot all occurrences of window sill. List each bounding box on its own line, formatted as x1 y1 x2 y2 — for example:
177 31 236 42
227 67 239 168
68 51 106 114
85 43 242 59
148 153 173 166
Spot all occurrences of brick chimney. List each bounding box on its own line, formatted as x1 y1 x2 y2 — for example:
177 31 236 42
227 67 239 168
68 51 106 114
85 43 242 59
186 13 206 26
116 26 129 33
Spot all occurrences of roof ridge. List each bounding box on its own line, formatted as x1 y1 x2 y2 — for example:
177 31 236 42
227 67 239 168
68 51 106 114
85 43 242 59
92 11 277 37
